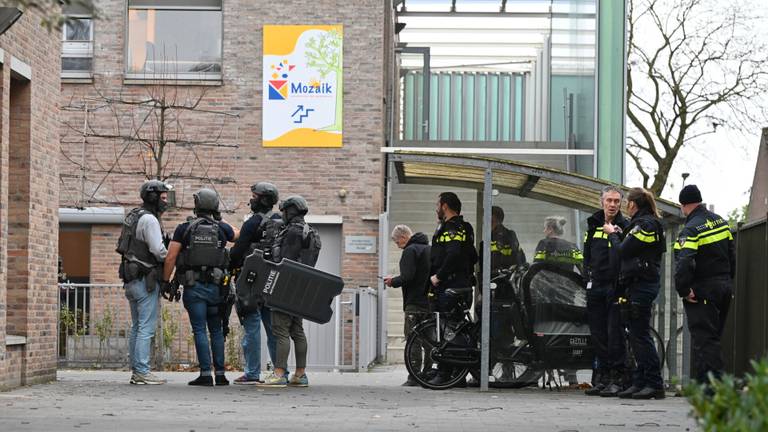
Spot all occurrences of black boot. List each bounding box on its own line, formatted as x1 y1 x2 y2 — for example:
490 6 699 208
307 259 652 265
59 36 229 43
632 386 665 400
188 375 214 386
584 383 605 396
402 375 419 387
215 375 229 386
617 385 642 398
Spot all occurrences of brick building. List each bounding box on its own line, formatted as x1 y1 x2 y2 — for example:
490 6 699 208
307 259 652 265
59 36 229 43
57 1 391 368
0 7 62 390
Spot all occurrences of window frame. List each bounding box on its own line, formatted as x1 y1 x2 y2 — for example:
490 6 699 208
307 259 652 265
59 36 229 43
61 14 94 79
124 1 224 82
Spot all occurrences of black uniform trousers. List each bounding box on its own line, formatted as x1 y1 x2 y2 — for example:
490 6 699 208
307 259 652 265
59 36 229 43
682 276 732 383
587 281 626 382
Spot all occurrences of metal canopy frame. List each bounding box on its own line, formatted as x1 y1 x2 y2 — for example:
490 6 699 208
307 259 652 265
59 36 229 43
387 150 683 391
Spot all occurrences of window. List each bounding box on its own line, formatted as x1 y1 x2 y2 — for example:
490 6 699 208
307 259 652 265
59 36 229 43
126 0 222 80
61 8 94 78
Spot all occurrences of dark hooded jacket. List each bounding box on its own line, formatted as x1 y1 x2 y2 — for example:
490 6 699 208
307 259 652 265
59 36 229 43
391 232 431 310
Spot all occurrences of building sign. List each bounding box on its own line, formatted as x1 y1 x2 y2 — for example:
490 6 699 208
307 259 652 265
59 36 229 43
345 236 377 254
263 25 343 147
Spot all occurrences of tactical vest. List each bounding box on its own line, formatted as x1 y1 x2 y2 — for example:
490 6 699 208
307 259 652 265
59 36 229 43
176 217 230 282
251 211 283 254
116 208 161 283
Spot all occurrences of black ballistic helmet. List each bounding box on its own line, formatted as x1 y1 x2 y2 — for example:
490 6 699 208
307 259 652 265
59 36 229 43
251 182 279 206
140 180 170 205
193 188 220 214
279 195 309 214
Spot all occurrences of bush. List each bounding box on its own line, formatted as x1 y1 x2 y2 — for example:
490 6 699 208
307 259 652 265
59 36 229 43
685 358 768 431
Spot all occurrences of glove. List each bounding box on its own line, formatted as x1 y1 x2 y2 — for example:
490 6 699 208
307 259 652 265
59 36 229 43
161 280 181 302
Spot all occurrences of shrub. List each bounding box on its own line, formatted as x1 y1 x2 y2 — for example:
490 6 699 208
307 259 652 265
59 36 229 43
685 358 768 431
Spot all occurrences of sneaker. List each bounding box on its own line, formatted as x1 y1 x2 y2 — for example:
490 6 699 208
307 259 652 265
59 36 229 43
188 375 214 386
130 372 166 385
288 374 309 387
257 372 288 387
215 375 229 386
233 374 263 385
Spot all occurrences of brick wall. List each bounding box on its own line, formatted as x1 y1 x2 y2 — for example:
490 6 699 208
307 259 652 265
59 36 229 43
0 7 61 390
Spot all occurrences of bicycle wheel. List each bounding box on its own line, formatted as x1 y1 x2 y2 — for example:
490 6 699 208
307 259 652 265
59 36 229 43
404 320 470 390
469 342 542 388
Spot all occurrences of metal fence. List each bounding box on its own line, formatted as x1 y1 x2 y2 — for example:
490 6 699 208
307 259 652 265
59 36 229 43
58 284 378 372
723 218 768 377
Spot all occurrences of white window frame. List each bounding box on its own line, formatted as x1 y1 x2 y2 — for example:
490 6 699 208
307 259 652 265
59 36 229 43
124 1 223 82
61 15 94 79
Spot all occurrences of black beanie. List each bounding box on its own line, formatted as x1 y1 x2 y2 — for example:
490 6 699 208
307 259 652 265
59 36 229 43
679 184 702 205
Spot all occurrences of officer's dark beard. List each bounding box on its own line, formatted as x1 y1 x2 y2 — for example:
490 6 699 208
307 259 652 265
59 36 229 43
436 207 445 222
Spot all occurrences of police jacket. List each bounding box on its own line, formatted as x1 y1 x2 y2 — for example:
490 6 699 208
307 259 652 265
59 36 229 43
583 210 629 282
673 205 735 297
491 224 526 271
390 232 431 310
607 208 666 283
430 215 478 289
229 211 283 270
533 237 584 273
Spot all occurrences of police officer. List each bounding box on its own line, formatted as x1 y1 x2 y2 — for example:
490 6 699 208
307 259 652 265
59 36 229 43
229 182 283 385
118 180 170 385
259 196 314 388
583 186 630 396
604 187 666 400
533 216 583 273
163 188 237 386
490 206 526 271
674 185 735 385
427 192 478 387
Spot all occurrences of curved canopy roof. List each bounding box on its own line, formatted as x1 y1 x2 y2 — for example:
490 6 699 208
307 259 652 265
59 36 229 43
386 150 684 224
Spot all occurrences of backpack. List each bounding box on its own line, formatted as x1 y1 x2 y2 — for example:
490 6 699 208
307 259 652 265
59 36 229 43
299 223 322 267
273 221 322 267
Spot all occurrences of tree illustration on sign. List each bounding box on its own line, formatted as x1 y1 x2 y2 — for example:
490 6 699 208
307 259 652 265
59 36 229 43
305 29 342 132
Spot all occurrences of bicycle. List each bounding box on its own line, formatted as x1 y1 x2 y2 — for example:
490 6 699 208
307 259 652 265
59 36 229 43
404 263 666 390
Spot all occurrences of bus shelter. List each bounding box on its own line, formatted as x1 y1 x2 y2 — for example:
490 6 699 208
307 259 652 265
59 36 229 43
385 150 685 391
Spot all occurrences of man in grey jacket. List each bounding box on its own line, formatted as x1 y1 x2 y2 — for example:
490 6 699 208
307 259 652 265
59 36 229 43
117 180 170 385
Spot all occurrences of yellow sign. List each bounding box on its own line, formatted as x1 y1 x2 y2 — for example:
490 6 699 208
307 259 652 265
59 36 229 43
263 25 343 147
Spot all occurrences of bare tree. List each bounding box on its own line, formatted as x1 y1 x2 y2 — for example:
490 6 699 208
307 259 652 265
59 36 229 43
60 76 241 211
626 0 768 195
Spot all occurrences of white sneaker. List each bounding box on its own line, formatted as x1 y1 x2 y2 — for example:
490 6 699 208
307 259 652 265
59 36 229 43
130 372 166 385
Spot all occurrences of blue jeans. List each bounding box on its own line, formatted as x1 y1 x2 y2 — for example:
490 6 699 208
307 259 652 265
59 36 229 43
627 280 663 389
241 306 278 379
183 282 225 374
125 277 159 375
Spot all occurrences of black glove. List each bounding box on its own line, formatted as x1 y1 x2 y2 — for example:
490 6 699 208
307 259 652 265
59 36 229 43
161 280 181 302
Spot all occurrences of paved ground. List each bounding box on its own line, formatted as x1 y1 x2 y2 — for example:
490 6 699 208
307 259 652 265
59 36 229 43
0 367 697 431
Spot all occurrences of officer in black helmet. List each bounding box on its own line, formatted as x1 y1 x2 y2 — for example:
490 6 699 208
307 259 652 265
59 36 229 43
162 188 237 386
117 180 170 385
259 195 318 388
229 182 284 385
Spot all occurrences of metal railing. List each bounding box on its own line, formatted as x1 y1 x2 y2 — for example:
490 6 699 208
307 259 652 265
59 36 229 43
57 283 378 372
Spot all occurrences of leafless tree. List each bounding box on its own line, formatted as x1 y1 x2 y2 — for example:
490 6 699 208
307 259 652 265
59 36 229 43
60 76 241 211
626 0 768 195
0 0 99 30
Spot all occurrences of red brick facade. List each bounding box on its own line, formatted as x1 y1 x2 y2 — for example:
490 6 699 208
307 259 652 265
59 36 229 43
60 0 387 289
0 8 62 390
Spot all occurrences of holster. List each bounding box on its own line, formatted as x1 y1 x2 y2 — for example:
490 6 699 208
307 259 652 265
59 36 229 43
145 266 159 292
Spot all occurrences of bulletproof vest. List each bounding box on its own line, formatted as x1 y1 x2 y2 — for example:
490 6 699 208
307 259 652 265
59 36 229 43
177 217 229 271
272 222 322 267
116 208 159 267
252 211 283 253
